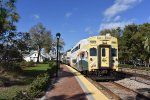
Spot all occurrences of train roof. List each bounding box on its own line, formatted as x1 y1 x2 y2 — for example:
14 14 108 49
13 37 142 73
69 34 117 52
70 39 88 50
66 49 71 52
88 34 117 39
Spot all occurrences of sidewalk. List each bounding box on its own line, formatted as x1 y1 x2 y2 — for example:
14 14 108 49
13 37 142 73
45 64 87 100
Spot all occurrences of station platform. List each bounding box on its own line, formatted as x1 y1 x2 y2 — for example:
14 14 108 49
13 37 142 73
45 64 108 100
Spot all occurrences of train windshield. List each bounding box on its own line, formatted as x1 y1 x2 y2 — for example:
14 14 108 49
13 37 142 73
111 48 117 56
90 48 97 56
102 48 105 57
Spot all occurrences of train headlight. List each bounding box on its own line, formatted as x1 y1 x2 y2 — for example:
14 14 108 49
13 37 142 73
91 64 96 68
112 60 115 63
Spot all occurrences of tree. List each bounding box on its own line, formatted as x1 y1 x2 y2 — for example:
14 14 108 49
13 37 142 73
0 0 19 38
121 23 149 66
99 23 150 67
29 23 53 63
121 24 138 64
54 38 65 50
15 32 30 54
138 23 150 67
0 0 20 65
100 27 121 38
52 37 65 56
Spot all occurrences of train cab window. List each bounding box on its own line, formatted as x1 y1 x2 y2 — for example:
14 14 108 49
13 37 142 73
90 48 97 56
102 48 105 57
111 48 117 56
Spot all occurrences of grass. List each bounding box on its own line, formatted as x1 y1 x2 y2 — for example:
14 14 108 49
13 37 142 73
27 64 50 71
0 85 28 99
23 64 50 77
0 63 50 99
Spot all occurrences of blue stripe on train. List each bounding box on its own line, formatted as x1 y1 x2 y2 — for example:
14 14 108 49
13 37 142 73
74 60 88 71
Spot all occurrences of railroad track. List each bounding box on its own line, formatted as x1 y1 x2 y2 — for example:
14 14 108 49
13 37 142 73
70 65 150 99
86 77 121 100
129 76 150 85
118 68 150 80
115 77 150 99
99 81 150 100
86 76 150 100
117 71 150 84
99 81 137 100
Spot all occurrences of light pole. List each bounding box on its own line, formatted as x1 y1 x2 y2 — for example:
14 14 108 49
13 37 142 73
56 32 61 77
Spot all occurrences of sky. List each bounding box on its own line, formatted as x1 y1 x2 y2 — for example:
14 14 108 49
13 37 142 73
16 0 150 51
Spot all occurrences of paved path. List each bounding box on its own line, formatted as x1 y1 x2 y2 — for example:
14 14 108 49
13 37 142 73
67 65 108 100
45 64 87 100
45 64 108 100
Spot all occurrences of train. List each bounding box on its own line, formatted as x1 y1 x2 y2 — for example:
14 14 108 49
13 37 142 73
63 34 118 76
62 49 71 65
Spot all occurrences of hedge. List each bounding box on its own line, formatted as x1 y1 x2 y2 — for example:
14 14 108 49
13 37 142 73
13 61 56 100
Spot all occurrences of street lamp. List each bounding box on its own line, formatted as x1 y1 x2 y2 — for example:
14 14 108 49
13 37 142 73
56 32 61 77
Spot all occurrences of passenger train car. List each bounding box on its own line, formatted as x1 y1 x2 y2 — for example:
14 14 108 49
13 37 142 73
69 34 118 74
63 49 71 65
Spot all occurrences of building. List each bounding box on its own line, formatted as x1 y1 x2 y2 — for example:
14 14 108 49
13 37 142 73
23 51 50 62
49 48 57 60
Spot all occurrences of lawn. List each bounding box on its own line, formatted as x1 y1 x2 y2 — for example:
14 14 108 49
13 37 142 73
23 64 50 77
0 63 50 99
27 64 50 71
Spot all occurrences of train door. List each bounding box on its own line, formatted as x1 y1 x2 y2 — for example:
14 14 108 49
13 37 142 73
98 45 111 68
79 51 88 71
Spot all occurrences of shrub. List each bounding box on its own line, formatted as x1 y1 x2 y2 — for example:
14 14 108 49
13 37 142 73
0 62 5 71
10 63 22 73
26 61 35 67
47 67 56 77
118 64 150 71
20 61 27 67
20 61 35 68
0 80 4 87
47 61 56 77
29 73 50 97
49 61 56 67
13 62 57 99
13 91 31 100
13 73 50 99
0 62 22 73
118 64 134 68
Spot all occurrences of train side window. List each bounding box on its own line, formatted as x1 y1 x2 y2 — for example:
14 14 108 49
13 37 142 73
79 44 80 49
102 48 105 57
90 48 97 56
111 48 117 56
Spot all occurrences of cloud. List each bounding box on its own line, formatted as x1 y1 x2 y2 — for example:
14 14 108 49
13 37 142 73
85 27 93 34
99 21 132 31
114 15 121 21
33 14 40 19
104 0 142 21
65 12 72 18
